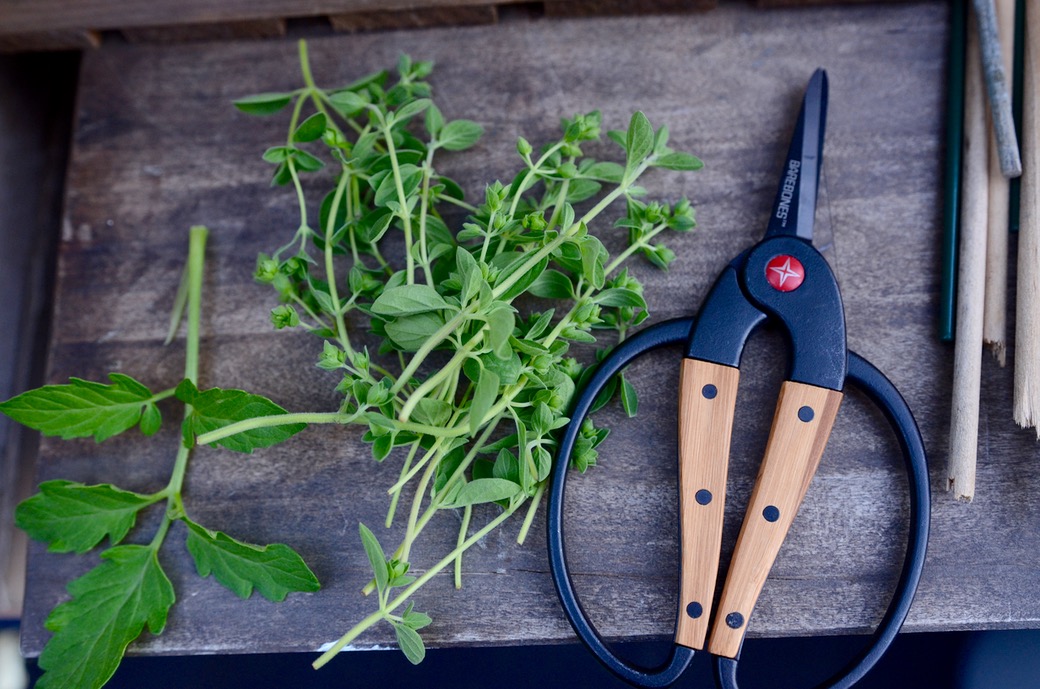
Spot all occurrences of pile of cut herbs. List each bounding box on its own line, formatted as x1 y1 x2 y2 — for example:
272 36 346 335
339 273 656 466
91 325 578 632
0 40 701 688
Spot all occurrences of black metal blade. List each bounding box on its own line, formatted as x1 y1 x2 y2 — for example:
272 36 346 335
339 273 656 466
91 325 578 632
765 69 828 241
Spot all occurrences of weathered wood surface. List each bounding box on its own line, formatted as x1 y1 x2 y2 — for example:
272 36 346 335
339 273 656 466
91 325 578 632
21 0 1040 666
0 0 921 52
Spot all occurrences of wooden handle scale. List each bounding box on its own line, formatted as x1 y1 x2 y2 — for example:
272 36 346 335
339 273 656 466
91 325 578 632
707 380 842 658
674 362 843 656
675 358 741 649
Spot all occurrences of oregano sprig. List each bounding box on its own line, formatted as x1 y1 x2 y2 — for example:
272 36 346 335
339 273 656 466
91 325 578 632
223 41 702 668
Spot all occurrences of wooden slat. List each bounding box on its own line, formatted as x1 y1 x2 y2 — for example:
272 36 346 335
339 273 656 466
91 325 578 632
0 29 99 53
329 5 496 33
122 19 287 44
545 0 717 18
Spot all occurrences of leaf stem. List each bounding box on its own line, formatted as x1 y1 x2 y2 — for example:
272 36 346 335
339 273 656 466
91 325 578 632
312 499 522 670
196 411 353 446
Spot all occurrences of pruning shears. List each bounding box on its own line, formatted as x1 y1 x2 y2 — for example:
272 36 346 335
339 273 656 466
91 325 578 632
547 70 930 689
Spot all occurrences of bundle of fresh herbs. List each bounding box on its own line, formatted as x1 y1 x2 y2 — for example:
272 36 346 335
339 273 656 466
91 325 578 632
0 40 700 686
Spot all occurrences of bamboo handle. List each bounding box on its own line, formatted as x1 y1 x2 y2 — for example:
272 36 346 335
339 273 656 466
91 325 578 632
675 359 739 650
707 381 842 659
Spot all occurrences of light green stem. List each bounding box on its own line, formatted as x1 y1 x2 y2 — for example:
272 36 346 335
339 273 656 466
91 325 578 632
153 225 208 548
196 411 352 446
312 499 522 670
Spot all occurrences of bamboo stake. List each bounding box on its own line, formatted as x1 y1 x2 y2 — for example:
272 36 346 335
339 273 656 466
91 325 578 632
973 0 1022 177
949 16 989 502
983 0 1016 366
1014 0 1040 435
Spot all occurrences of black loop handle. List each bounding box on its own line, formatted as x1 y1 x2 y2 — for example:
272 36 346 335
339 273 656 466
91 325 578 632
547 317 930 689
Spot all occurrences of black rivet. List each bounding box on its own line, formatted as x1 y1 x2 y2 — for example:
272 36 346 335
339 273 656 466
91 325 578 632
702 384 718 399
725 612 745 629
763 505 780 522
797 405 815 422
686 602 703 619
695 489 713 505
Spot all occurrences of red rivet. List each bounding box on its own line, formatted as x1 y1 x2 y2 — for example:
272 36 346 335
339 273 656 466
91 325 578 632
765 255 805 292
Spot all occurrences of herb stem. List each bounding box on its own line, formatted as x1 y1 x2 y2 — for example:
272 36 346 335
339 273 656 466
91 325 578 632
195 410 354 446
325 168 352 350
382 120 416 284
516 481 546 545
454 505 472 589
313 499 522 670
398 330 483 422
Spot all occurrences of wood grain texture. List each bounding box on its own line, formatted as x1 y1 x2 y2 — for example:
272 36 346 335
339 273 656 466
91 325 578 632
982 0 1015 366
1014 0 1040 433
675 359 739 650
20 2 1040 666
707 382 842 658
948 15 989 501
329 5 496 32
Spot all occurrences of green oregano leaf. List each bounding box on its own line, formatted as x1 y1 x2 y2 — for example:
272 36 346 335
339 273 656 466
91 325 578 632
469 367 499 435
15 480 156 554
620 375 639 417
448 478 522 508
437 119 484 151
293 112 328 143
233 92 293 116
183 520 320 602
653 151 704 171
371 284 450 317
358 523 389 595
625 111 654 170
393 621 426 664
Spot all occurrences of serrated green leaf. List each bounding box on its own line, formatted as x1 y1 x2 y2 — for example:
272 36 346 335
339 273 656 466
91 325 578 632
293 112 327 143
15 480 156 554
233 92 292 116
448 478 521 508
183 520 320 602
0 373 160 442
625 111 654 170
653 152 704 171
182 386 305 453
394 621 426 664
437 119 484 151
37 545 175 689
358 523 389 595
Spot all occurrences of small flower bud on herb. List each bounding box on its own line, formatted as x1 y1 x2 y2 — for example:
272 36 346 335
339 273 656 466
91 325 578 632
270 304 300 329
